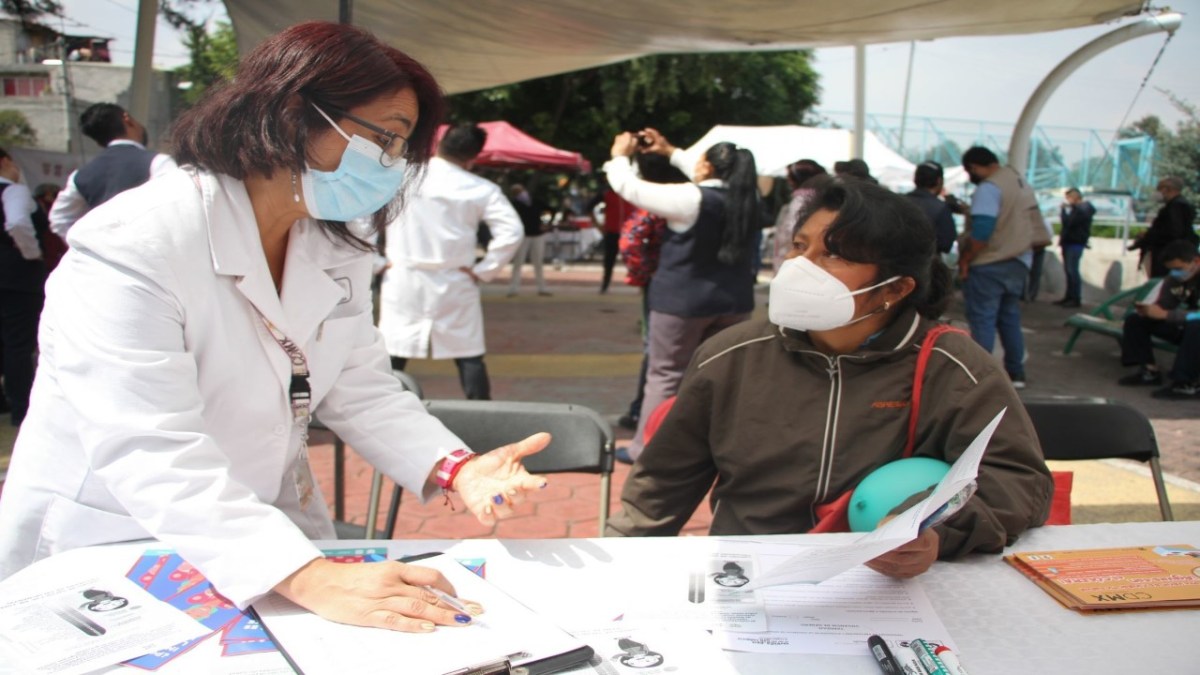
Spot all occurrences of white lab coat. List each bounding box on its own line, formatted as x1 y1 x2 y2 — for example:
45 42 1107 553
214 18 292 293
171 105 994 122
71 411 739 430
379 157 523 359
0 169 466 608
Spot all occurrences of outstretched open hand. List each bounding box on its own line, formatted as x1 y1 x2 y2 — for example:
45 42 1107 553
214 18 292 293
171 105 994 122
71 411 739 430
453 432 551 525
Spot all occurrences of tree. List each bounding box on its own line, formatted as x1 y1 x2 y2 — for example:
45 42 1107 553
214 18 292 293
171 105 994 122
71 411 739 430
1120 114 1164 140
159 0 217 28
448 51 820 168
173 21 238 106
156 0 238 107
1153 93 1200 203
0 109 36 147
1122 97 1200 207
0 0 60 23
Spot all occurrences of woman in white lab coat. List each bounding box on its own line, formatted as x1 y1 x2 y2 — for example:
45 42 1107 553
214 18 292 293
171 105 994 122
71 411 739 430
0 22 549 633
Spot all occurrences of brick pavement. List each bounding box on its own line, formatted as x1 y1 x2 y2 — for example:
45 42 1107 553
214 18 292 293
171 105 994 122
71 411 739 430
317 261 1200 537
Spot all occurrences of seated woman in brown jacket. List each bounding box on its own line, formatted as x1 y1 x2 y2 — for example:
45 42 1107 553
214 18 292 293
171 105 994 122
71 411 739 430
606 177 1054 580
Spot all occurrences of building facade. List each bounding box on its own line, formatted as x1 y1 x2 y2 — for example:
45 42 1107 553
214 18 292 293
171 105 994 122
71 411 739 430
0 19 175 173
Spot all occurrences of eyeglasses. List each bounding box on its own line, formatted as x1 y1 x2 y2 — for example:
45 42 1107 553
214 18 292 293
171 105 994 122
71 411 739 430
324 105 409 167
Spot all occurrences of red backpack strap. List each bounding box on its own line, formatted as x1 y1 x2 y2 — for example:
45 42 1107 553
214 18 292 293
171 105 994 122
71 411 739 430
905 324 968 458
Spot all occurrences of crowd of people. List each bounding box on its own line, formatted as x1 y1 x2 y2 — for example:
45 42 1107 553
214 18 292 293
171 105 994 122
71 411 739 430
0 18 1193 640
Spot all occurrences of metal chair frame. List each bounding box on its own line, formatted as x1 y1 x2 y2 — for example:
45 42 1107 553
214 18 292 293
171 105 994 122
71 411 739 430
1024 396 1173 521
323 387 615 539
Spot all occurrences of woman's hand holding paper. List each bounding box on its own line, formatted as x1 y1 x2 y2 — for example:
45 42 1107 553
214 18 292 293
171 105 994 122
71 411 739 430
865 524 940 579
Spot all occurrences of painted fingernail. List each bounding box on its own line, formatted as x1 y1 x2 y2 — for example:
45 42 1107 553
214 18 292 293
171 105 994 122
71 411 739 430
455 613 472 624
419 621 435 631
492 494 505 505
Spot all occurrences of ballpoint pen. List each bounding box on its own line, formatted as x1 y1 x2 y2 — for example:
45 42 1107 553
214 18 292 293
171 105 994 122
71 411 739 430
423 585 483 623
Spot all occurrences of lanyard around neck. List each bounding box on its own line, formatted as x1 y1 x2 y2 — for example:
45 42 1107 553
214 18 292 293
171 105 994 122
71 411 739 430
258 315 311 426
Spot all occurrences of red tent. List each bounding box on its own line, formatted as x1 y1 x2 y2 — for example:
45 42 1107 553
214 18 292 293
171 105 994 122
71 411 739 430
435 121 591 173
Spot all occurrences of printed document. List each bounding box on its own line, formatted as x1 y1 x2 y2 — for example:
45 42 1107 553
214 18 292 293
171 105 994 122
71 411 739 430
717 561 956 655
558 624 739 674
0 550 208 675
253 553 588 675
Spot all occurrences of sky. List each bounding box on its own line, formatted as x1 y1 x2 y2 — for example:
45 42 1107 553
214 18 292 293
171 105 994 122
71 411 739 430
54 0 1200 139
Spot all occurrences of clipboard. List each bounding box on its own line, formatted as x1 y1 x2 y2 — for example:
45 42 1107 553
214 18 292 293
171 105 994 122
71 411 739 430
252 552 593 675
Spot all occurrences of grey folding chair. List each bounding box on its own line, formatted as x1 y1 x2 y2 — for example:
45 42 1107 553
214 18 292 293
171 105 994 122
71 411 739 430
377 400 616 536
310 369 423 540
1023 396 1174 521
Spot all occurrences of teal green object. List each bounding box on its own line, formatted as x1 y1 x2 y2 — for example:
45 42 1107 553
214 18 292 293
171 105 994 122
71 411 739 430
848 457 951 532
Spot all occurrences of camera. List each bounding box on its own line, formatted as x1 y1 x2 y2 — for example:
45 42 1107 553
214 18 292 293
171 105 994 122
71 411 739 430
636 133 652 148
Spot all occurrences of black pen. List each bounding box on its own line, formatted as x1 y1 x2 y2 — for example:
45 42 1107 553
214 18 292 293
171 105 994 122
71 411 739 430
868 635 901 674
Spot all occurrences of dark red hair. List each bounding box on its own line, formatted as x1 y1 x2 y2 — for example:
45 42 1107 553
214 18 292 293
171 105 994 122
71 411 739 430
170 21 445 247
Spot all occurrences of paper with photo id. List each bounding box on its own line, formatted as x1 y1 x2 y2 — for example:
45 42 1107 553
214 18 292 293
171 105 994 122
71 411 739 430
742 409 1005 591
0 551 208 675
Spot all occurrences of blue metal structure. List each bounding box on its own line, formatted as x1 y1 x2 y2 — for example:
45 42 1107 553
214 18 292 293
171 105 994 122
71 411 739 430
817 111 1158 197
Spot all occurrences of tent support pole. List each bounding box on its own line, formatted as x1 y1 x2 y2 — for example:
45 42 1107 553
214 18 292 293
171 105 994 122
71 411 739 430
852 44 865 159
898 41 915 155
1008 11 1180 175
340 0 353 23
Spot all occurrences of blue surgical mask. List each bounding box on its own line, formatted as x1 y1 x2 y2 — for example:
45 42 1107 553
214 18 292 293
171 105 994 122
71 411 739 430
1170 268 1189 280
299 104 407 221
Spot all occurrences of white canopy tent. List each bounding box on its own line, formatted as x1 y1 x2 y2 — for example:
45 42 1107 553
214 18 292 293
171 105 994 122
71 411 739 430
123 1 1155 167
218 1 1144 96
679 125 970 194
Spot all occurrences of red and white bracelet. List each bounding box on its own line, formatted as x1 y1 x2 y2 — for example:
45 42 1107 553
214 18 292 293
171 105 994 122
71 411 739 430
435 448 476 492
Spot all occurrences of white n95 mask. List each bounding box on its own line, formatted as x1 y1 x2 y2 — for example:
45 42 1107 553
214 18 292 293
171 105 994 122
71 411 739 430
768 256 899 332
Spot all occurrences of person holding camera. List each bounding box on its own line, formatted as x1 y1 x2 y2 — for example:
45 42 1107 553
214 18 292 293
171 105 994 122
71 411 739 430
604 129 759 463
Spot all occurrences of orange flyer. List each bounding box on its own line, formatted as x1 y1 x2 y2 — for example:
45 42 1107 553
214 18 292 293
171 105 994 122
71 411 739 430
1004 544 1200 612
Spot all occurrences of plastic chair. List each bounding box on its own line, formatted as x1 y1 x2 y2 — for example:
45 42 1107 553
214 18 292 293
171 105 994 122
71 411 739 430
1023 396 1174 522
377 400 616 535
310 369 423 540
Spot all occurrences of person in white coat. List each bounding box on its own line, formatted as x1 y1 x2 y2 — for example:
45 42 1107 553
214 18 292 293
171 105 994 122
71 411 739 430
0 22 550 634
379 124 523 400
